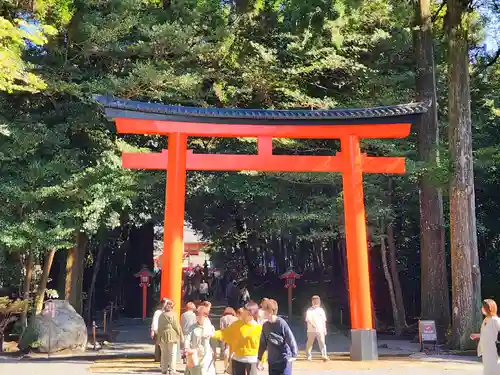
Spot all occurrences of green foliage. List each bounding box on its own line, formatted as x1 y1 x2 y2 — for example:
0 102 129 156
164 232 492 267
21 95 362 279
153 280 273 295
0 250 22 287
18 318 40 351
0 297 28 333
0 17 56 93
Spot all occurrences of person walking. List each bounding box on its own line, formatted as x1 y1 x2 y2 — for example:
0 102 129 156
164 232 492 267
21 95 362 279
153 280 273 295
257 299 298 375
219 307 239 370
157 300 184 374
181 302 197 364
213 301 263 375
184 306 216 375
152 298 168 362
227 281 239 310
471 299 500 375
185 280 195 302
240 285 251 306
200 280 209 302
305 295 328 361
182 303 198 335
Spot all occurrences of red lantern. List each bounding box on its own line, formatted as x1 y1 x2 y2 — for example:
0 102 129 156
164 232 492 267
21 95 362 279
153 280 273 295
134 266 155 319
280 269 301 318
140 275 150 286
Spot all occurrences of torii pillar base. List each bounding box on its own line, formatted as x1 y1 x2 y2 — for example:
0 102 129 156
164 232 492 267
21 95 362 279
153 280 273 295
350 329 378 361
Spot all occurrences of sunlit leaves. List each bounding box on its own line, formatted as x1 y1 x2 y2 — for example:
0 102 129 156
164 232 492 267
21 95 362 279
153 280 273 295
0 18 56 93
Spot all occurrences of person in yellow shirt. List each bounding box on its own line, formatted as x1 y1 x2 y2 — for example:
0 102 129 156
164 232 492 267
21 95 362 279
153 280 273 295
213 301 262 375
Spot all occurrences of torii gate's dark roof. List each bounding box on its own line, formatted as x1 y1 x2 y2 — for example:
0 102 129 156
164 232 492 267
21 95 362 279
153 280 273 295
96 96 428 126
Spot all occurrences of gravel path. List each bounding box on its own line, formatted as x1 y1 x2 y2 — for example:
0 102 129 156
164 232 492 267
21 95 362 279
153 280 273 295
0 356 483 375
0 358 90 375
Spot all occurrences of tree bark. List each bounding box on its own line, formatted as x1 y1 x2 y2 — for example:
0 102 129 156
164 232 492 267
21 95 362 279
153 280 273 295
20 252 34 329
446 0 482 350
35 249 56 314
339 238 350 323
414 0 450 342
386 223 407 336
379 231 404 336
65 232 88 315
86 241 106 323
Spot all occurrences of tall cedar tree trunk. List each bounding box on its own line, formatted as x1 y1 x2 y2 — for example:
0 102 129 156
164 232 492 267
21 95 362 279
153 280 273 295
35 249 56 314
86 241 105 323
339 238 350 325
446 0 482 349
414 0 450 341
20 252 34 328
379 231 401 334
65 232 88 314
386 222 407 335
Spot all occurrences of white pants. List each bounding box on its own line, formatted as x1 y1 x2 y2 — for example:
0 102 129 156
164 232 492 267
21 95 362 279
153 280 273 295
160 342 178 373
306 332 327 358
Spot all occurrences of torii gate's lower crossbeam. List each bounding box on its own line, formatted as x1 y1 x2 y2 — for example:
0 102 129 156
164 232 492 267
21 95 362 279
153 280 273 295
97 96 427 361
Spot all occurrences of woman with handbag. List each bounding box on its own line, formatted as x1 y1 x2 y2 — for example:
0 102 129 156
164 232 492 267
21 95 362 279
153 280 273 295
157 300 184 375
184 306 216 375
471 299 500 375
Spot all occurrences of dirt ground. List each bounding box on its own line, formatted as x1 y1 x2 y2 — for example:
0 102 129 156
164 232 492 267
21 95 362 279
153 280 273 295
87 357 481 374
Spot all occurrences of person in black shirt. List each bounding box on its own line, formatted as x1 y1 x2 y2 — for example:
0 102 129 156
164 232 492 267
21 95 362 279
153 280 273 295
257 299 298 375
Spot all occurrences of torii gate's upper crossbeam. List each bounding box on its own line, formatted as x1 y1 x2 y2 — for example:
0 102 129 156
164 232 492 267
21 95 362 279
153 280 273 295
115 118 411 139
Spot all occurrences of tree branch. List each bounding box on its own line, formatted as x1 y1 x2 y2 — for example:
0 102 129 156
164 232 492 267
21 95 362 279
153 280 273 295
474 48 500 76
432 1 446 22
484 48 500 69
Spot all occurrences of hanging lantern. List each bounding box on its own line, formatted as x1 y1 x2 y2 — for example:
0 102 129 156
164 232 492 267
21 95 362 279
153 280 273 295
285 278 296 289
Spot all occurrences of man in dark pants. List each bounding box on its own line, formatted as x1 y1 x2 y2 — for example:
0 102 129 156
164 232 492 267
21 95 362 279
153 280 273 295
257 299 298 375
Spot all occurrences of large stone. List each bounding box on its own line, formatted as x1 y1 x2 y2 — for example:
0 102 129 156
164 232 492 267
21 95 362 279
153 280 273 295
33 300 87 353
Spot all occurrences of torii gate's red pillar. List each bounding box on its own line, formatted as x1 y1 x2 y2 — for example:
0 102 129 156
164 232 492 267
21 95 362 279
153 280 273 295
341 135 377 360
161 133 187 317
341 135 373 330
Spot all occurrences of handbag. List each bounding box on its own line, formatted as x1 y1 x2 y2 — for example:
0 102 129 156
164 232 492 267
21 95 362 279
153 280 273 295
267 331 285 347
186 349 200 368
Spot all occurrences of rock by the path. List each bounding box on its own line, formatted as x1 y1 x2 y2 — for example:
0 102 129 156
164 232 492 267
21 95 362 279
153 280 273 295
30 300 87 353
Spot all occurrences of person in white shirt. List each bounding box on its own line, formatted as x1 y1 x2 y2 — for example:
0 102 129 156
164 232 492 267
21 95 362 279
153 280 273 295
200 280 209 301
151 298 168 361
305 295 328 361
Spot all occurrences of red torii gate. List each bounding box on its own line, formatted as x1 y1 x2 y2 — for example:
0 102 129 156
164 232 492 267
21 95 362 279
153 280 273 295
97 97 426 360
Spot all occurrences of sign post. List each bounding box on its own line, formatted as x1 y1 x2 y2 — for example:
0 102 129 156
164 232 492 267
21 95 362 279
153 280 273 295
280 270 300 319
418 320 437 352
135 266 154 319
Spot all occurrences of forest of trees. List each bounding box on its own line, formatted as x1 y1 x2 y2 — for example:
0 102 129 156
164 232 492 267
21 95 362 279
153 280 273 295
1 0 500 350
